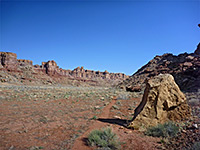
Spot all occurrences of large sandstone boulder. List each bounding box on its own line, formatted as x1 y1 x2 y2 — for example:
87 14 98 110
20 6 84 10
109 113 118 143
128 74 191 129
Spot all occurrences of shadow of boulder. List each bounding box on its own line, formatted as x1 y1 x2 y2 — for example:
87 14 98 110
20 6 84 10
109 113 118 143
97 118 129 127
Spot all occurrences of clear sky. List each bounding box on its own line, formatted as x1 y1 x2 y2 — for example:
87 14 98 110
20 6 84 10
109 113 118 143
1 0 200 75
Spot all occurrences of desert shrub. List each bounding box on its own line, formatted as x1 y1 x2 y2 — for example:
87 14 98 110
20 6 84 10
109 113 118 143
145 121 179 138
87 127 120 150
117 94 129 100
91 115 98 120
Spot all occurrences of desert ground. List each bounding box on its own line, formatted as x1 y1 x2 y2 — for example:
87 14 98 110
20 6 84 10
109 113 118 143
0 84 160 150
0 84 199 150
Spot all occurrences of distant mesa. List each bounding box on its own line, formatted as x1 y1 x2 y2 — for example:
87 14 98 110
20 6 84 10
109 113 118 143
0 51 129 85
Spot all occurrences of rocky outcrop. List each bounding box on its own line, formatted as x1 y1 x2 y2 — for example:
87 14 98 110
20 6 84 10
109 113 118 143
128 74 191 129
0 52 18 70
69 67 128 80
0 51 128 85
34 61 129 80
118 43 200 92
41 60 59 76
0 54 3 69
18 59 33 65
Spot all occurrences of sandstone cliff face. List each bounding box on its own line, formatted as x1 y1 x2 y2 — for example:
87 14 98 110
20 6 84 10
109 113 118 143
128 74 191 129
18 59 33 65
0 52 18 70
42 60 59 76
118 43 200 92
0 51 128 86
69 67 128 80
33 61 128 81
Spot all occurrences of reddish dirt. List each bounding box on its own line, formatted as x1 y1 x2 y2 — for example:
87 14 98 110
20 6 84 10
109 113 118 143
73 98 161 150
72 99 117 150
0 95 161 150
0 97 102 150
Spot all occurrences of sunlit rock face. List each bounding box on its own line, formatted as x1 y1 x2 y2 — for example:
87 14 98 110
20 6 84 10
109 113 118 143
128 74 191 129
0 52 18 70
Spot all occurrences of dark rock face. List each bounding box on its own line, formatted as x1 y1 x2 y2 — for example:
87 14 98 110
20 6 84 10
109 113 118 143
118 43 200 92
194 43 200 55
0 52 18 70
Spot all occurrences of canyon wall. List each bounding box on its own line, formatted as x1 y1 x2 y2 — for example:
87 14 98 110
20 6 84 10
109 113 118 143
118 43 200 92
0 52 128 83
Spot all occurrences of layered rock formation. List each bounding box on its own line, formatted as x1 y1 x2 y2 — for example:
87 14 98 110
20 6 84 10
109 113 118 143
0 52 18 70
0 51 128 86
118 43 200 92
18 59 33 65
128 74 191 129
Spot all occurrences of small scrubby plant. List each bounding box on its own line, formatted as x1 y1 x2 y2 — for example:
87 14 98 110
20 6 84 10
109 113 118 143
87 127 120 149
117 94 129 100
145 121 179 138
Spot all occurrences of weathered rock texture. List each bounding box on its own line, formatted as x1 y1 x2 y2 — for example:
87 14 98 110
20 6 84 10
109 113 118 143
0 51 128 86
118 43 200 92
128 74 191 129
18 59 33 65
0 52 18 70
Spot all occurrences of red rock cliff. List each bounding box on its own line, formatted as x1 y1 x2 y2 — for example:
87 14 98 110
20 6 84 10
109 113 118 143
0 52 18 70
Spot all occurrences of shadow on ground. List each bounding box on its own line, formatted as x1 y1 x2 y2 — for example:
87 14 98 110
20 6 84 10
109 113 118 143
97 118 129 127
82 137 89 146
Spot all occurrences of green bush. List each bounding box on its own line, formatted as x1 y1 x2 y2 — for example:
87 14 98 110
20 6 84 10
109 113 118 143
87 127 120 150
145 121 179 138
91 115 98 120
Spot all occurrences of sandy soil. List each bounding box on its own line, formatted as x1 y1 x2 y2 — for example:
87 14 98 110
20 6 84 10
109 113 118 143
0 85 161 150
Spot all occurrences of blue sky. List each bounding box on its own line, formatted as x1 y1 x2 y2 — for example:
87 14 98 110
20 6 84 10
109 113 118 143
1 0 199 75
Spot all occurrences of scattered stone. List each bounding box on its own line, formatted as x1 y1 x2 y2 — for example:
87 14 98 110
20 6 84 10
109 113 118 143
113 115 121 119
112 105 119 110
192 124 198 129
104 102 109 106
124 130 132 134
94 106 100 109
8 146 14 150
